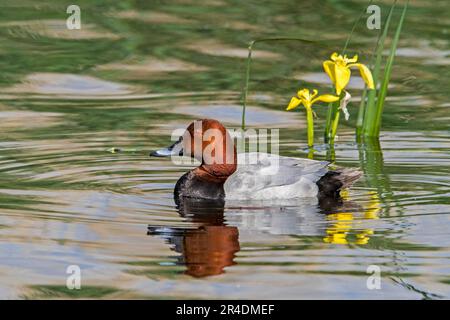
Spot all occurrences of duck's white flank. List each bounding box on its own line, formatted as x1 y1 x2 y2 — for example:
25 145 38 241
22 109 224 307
224 153 329 200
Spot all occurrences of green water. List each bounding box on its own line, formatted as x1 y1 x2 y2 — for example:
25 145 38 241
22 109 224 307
0 0 449 299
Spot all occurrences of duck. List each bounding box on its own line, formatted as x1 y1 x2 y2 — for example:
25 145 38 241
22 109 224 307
150 119 361 203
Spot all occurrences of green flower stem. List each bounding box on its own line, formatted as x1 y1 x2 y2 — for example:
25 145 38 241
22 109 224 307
325 100 341 143
305 106 314 148
356 87 368 137
330 110 341 145
326 144 336 163
327 92 343 145
324 103 334 143
307 148 315 160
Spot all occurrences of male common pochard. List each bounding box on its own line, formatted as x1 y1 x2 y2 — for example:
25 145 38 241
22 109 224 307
151 119 361 202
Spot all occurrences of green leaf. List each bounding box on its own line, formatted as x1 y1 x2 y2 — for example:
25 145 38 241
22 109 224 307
356 86 368 136
361 1 397 137
371 2 408 137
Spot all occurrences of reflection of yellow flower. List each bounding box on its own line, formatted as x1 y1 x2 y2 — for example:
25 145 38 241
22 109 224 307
340 189 350 200
323 191 381 245
323 213 353 245
355 229 374 245
286 88 339 110
323 52 375 95
365 191 381 219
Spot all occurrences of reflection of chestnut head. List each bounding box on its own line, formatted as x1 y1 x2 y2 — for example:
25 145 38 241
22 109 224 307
183 225 239 278
148 197 240 278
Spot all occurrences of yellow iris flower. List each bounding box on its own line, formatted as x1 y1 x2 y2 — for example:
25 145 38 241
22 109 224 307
323 52 375 95
286 88 339 110
286 88 339 148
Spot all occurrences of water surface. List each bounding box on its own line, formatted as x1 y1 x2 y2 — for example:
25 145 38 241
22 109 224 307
0 0 449 299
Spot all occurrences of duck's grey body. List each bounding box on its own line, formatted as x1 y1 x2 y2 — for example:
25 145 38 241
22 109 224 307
224 153 359 200
224 153 326 200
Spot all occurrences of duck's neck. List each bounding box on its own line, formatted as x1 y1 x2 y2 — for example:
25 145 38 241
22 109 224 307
194 162 236 184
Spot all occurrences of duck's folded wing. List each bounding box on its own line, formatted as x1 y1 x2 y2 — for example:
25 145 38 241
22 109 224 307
224 153 329 196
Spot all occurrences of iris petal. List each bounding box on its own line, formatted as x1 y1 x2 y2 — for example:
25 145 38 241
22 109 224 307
312 94 340 104
349 63 375 89
334 64 351 95
323 60 336 84
298 88 311 102
347 55 358 63
286 96 302 110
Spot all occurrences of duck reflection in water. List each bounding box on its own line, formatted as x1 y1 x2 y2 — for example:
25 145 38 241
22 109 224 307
148 198 239 278
147 195 375 278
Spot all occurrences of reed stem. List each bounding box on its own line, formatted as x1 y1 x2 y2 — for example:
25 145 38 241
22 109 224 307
361 1 399 137
370 2 408 137
356 87 368 136
324 102 334 143
241 37 315 130
330 110 341 145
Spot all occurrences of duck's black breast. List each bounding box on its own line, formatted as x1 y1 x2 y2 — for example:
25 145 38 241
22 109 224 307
174 170 225 204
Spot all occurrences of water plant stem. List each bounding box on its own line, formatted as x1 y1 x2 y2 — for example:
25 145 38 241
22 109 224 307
361 1 397 137
324 102 335 143
330 110 341 145
307 148 315 160
356 87 368 136
305 107 314 148
241 37 315 130
370 2 408 137
342 0 374 54
325 96 342 144
356 1 393 137
326 144 336 163
241 41 254 130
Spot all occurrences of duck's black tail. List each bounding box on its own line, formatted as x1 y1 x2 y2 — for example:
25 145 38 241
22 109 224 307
317 168 362 199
